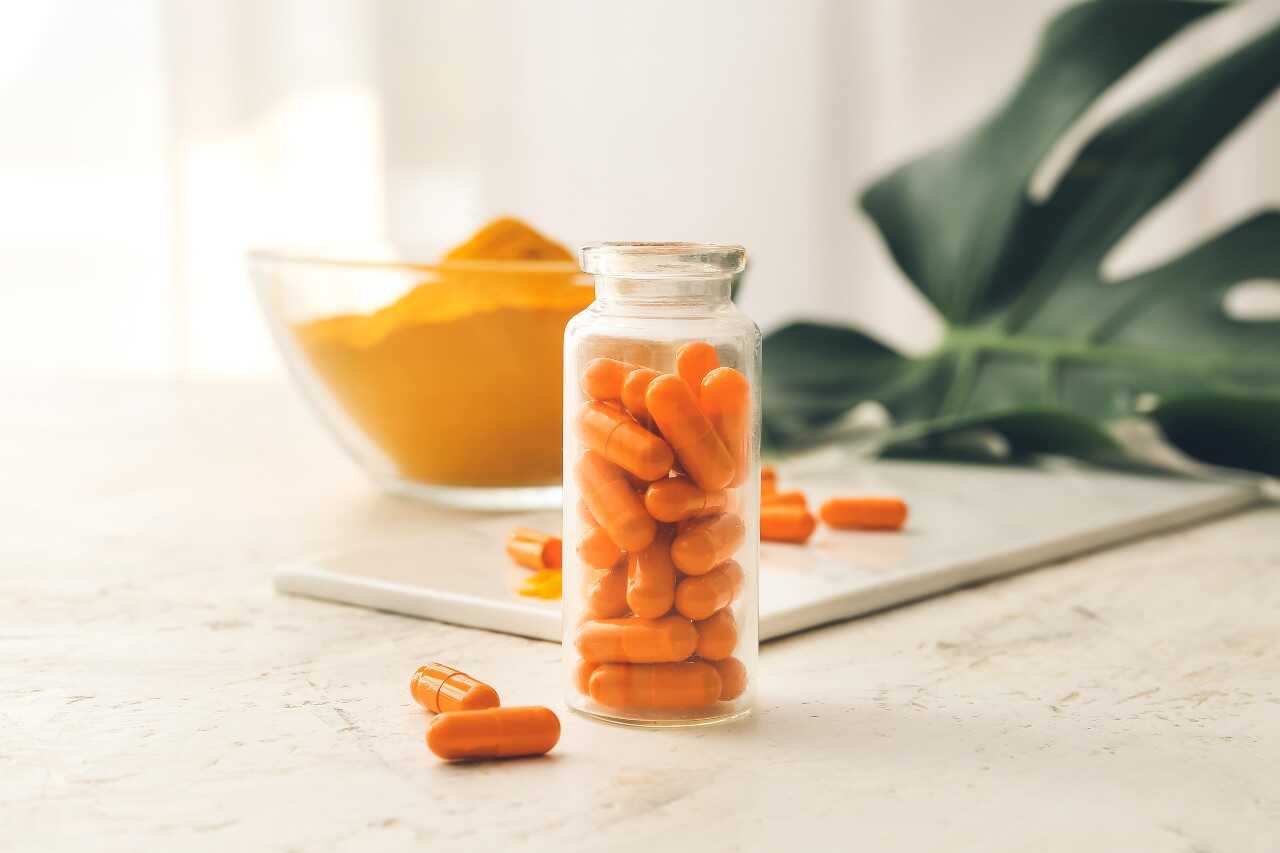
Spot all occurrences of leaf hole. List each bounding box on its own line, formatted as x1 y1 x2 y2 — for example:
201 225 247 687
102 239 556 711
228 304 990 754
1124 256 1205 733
1030 3 1280 203
1222 280 1280 322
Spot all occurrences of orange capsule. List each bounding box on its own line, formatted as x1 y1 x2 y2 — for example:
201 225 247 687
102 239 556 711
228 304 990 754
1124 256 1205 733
675 559 743 621
694 608 738 660
589 661 722 710
585 563 629 619
761 505 817 544
576 401 674 481
577 524 623 569
581 357 637 400
427 706 560 761
645 374 735 492
761 490 808 509
505 527 562 571
626 528 677 619
575 451 657 552
819 496 909 531
761 467 777 497
644 477 728 523
573 659 598 695
575 614 698 663
676 341 720 390
576 499 597 525
410 663 501 713
711 657 748 701
700 367 750 487
671 513 746 575
621 367 659 422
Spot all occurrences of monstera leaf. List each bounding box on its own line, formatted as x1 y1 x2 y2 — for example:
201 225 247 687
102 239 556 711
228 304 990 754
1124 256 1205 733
763 1 1280 476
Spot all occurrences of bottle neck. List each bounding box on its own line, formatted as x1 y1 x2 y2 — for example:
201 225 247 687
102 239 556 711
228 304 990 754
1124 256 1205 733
594 276 733 311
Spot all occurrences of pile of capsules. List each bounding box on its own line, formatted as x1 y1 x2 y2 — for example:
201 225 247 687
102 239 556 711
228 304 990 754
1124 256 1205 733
411 662 560 761
569 342 752 714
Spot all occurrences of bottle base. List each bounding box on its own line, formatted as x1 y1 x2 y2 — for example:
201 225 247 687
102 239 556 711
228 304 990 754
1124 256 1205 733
568 702 752 729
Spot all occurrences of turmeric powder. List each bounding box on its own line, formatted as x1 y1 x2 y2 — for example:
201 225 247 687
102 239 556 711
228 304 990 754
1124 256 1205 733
517 569 563 599
293 218 592 486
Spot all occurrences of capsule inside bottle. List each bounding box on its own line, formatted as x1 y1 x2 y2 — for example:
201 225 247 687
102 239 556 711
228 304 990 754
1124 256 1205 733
589 661 722 710
644 477 727 523
645 373 735 492
581 357 637 400
675 559 742 621
626 527 677 619
577 524 623 569
671 513 746 575
576 401 674 481
575 614 698 663
575 450 657 552
694 608 738 661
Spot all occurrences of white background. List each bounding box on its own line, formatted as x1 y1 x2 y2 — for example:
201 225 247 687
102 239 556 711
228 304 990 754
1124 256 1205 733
2 0 1278 377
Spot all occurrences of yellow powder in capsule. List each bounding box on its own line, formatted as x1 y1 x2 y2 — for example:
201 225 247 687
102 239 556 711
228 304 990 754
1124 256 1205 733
293 218 592 487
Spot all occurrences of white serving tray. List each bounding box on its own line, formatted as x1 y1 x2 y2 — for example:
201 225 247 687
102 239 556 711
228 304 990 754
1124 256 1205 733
275 459 1259 642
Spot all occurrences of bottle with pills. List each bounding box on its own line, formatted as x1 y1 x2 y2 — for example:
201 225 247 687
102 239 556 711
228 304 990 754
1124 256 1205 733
563 242 759 726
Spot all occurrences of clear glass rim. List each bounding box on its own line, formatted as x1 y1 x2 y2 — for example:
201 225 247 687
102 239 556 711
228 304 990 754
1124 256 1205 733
578 242 746 279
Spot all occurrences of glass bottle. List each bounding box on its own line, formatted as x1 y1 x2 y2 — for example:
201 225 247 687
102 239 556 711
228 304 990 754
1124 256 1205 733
562 242 759 726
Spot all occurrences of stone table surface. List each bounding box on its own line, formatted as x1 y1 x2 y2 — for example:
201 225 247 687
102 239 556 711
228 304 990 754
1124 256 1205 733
3 378 1278 853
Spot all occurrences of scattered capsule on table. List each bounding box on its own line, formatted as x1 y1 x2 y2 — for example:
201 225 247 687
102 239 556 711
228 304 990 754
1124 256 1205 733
671 512 746 575
761 505 817 544
576 614 699 663
410 663 501 713
761 490 808 509
575 450 657 551
675 559 743 621
700 366 750 487
577 524 623 569
820 496 909 531
711 657 748 701
644 477 727 523
761 466 777 495
645 373 735 492
576 401 674 481
505 527 562 571
427 706 560 761
621 367 659 423
589 661 722 710
581 357 637 400
626 528 677 619
676 341 720 391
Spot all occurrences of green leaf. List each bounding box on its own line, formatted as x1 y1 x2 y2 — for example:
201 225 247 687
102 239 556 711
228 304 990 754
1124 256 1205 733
764 2 1280 476
1150 392 1280 474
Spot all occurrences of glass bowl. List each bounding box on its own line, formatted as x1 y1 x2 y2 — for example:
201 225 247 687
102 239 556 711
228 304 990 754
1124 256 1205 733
249 249 594 510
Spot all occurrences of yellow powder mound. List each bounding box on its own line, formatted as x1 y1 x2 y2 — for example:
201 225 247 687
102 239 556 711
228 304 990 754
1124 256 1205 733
294 218 591 486
443 216 575 262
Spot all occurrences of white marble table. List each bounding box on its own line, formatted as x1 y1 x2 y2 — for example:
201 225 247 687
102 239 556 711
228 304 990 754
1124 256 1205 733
4 379 1278 852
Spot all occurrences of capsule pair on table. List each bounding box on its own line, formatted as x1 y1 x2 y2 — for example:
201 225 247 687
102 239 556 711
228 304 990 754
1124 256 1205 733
410 663 559 761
